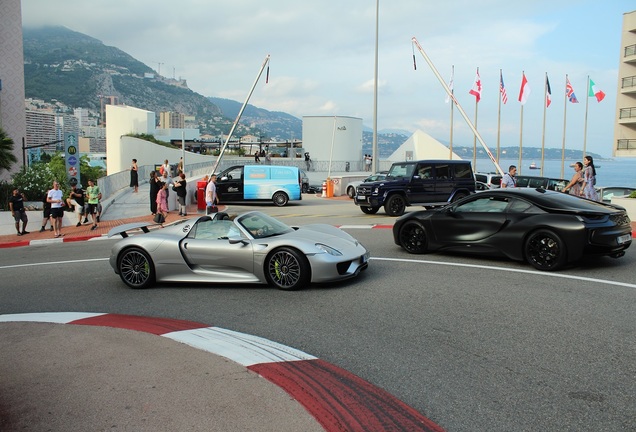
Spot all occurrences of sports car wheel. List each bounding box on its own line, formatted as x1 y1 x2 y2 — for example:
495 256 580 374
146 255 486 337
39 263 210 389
265 247 310 290
385 194 406 216
273 191 289 207
360 206 379 214
524 229 567 271
347 186 355 198
118 247 155 289
399 220 428 254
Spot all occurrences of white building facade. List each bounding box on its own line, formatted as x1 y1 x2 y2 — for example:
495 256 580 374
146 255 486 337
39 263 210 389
301 116 363 164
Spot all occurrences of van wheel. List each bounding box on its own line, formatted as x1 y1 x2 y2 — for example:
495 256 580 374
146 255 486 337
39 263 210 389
385 195 406 216
273 191 289 207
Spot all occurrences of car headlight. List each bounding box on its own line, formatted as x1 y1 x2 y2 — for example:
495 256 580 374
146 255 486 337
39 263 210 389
372 187 379 194
315 243 343 256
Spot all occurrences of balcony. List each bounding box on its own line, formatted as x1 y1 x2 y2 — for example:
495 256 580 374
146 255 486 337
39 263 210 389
622 76 636 94
619 107 636 124
625 44 636 64
617 139 636 150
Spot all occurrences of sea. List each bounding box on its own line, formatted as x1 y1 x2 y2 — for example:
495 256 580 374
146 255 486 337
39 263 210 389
473 158 636 188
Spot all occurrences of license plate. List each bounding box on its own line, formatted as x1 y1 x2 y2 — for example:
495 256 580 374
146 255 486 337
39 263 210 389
617 234 631 244
356 196 367 201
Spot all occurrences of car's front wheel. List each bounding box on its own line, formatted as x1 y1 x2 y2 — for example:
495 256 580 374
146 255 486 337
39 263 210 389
347 186 355 198
117 247 155 289
272 191 289 207
265 247 310 290
360 206 380 214
398 220 428 254
524 229 567 271
385 194 406 216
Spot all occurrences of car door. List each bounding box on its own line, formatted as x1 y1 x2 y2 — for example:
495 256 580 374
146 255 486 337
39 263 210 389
430 195 509 243
409 162 435 203
180 219 255 281
216 166 244 201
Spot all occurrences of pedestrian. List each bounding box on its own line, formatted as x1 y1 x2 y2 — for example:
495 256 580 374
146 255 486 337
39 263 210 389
177 157 184 176
47 181 65 238
40 189 54 232
563 162 584 196
160 159 171 178
501 165 517 188
155 181 168 222
304 152 311 171
66 183 86 227
9 188 29 236
85 179 101 231
160 169 172 201
581 155 599 201
149 170 160 215
173 172 188 216
130 158 139 193
254 151 260 163
364 154 370 171
205 174 218 214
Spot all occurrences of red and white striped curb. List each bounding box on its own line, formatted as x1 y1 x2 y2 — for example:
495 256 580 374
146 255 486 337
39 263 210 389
0 312 442 432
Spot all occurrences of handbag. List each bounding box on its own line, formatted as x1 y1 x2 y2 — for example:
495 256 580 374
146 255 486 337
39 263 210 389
153 213 165 223
206 205 218 215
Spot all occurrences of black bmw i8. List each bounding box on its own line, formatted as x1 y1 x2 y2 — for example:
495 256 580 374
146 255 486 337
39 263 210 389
393 188 632 271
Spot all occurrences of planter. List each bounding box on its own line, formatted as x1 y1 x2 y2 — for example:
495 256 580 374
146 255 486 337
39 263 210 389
611 197 636 220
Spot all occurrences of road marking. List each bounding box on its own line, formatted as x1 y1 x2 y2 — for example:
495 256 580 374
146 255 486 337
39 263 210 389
371 257 636 290
0 258 109 270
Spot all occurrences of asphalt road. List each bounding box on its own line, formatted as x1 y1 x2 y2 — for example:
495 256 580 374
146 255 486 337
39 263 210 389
1 199 635 431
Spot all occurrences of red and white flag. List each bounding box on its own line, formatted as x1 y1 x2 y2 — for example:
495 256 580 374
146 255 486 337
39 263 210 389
469 68 482 102
588 78 605 102
518 72 531 105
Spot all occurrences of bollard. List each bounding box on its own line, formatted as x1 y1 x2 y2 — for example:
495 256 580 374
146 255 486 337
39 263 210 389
322 181 327 198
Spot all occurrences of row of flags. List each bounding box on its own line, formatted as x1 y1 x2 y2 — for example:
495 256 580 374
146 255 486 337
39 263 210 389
454 69 606 107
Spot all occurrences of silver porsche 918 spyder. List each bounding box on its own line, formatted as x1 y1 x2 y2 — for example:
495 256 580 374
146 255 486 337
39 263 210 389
109 211 370 290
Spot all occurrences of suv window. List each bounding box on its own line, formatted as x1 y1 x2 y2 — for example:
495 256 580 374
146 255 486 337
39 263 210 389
454 163 473 179
416 163 433 179
436 164 450 179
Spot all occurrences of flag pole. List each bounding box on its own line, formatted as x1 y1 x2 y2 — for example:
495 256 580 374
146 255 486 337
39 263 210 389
411 37 504 176
561 74 568 179
449 65 454 159
472 67 479 171
582 75 590 160
518 71 525 175
540 72 548 176
496 69 502 163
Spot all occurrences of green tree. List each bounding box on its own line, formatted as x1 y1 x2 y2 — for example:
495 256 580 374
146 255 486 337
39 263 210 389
0 127 18 173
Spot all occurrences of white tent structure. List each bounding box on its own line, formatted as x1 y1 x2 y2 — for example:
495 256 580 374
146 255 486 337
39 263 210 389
387 130 461 162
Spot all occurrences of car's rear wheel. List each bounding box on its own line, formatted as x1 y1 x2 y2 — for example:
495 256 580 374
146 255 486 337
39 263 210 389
118 247 155 289
360 206 379 214
524 229 567 271
302 183 309 193
265 247 310 290
347 186 355 198
272 191 289 207
385 194 406 216
398 220 428 254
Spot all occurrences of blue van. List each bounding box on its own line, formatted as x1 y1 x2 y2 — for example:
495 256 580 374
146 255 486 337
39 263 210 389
216 165 302 206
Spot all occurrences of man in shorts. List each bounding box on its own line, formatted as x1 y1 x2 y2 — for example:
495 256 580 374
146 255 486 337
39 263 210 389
86 179 101 231
9 188 29 236
47 181 65 238
66 183 86 227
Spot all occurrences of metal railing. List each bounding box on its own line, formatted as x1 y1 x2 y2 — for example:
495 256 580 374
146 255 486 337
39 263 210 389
617 139 636 150
619 107 636 119
626 44 636 57
622 76 636 89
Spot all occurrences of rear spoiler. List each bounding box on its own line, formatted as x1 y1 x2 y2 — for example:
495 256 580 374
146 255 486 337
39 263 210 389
107 222 159 238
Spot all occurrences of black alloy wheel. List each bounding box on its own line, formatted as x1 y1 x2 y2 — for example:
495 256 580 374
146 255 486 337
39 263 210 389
399 220 428 254
272 191 289 207
385 194 406 216
524 229 567 271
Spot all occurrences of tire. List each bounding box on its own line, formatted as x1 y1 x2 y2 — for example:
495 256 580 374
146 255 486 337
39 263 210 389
347 186 355 198
265 247 311 290
451 192 468 203
302 183 309 193
398 220 428 254
272 191 289 207
117 247 155 289
524 229 567 271
385 194 406 216
360 206 380 214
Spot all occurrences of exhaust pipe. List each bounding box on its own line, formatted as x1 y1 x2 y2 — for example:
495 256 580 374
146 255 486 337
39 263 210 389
610 251 626 259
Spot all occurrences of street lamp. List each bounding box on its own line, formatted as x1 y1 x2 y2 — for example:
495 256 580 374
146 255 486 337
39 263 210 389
22 139 63 168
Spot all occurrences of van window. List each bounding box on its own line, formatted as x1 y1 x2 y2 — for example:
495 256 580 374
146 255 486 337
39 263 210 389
454 164 473 179
223 166 243 180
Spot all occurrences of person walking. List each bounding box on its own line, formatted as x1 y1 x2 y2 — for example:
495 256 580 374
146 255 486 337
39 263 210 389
149 170 160 215
40 189 54 232
155 181 168 222
563 162 584 196
47 181 65 238
66 183 86 227
161 159 171 178
173 173 188 216
581 155 599 201
254 151 260 163
130 158 139 193
9 188 29 236
501 165 517 188
85 179 101 231
205 174 218 215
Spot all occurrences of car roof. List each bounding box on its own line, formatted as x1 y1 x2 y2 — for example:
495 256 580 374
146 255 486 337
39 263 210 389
474 188 621 213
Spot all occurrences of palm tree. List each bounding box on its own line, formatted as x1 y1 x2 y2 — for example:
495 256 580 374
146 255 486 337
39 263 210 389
0 127 18 173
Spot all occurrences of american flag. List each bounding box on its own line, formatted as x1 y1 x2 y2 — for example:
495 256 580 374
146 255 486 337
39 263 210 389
500 72 508 104
566 78 579 103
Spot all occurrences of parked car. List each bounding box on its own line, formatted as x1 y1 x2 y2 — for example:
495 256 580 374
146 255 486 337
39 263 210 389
393 188 632 271
354 160 475 216
474 172 502 189
216 165 302 206
346 173 387 198
515 175 569 192
475 181 491 191
300 169 310 193
595 186 636 203
109 211 370 291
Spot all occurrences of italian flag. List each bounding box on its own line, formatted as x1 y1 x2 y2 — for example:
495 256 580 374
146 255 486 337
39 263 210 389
589 79 605 102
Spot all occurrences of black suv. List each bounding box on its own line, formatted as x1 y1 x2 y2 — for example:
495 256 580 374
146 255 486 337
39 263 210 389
354 160 475 216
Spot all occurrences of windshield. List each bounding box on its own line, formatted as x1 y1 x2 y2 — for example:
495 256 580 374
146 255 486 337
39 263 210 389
387 163 415 179
236 212 294 239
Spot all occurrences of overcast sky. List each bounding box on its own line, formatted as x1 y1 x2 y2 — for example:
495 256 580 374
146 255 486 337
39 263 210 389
21 0 635 157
